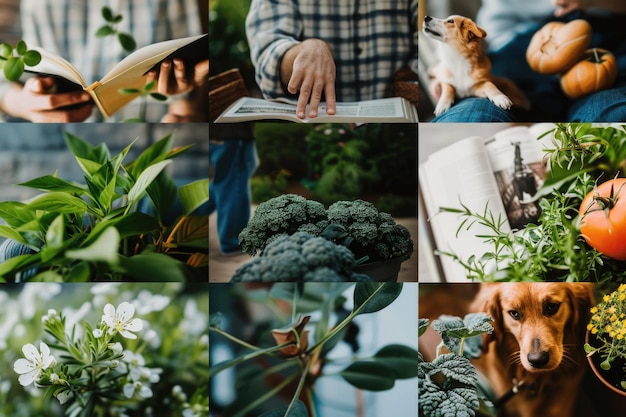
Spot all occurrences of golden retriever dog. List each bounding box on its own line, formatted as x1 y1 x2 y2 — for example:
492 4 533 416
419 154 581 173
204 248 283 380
422 15 529 116
470 283 594 417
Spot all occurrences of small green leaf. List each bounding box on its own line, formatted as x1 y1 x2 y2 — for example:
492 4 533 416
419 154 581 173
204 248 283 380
373 344 419 379
15 40 27 55
3 56 24 81
64 131 95 159
339 361 396 391
95 25 116 38
0 43 12 58
45 215 64 249
118 32 136 51
22 50 41 66
117 251 186 281
0 225 30 247
144 80 157 91
353 282 402 316
149 92 168 101
119 88 140 95
101 6 114 22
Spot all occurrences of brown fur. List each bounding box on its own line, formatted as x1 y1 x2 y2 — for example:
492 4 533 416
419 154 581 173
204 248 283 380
470 283 595 417
423 15 530 115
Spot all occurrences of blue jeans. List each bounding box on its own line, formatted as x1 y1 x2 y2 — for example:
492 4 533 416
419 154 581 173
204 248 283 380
208 139 258 253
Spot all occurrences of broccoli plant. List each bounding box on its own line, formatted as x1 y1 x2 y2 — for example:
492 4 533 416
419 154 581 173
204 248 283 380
231 232 372 282
327 199 414 262
238 194 330 256
418 314 495 417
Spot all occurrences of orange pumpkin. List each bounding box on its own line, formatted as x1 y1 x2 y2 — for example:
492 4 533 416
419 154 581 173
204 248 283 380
526 19 592 74
560 48 618 99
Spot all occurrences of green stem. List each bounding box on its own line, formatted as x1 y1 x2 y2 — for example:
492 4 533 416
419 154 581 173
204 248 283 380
210 327 259 351
209 341 295 377
232 372 299 417
284 359 312 417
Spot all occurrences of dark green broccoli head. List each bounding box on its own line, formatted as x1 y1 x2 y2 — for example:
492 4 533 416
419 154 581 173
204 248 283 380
238 194 329 256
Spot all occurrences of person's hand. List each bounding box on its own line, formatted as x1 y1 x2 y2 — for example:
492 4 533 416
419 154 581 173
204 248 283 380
147 59 208 96
0 76 93 122
552 0 589 16
281 39 337 119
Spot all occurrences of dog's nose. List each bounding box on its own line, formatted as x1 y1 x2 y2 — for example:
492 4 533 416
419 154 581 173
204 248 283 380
527 351 550 368
424 16 432 23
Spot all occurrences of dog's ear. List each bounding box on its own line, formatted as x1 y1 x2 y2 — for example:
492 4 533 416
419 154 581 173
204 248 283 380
566 283 595 342
463 19 487 42
470 284 503 351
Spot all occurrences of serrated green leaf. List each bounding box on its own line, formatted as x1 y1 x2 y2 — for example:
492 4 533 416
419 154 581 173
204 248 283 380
118 33 136 51
3 56 24 81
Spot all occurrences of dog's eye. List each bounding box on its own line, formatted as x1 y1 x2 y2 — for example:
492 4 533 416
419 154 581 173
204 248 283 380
447 19 454 24
508 310 521 320
545 302 561 316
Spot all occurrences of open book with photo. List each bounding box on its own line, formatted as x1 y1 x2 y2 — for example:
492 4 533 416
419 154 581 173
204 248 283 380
26 33 208 118
214 96 419 123
419 125 553 282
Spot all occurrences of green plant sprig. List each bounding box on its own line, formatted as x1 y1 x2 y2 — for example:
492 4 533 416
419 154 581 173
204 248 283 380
0 41 42 81
95 6 137 52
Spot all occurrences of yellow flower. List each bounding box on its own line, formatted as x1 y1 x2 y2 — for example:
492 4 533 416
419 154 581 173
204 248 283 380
604 294 610 302
591 306 598 314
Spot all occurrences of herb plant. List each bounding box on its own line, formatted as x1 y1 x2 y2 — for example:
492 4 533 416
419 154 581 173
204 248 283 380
95 6 137 52
210 282 417 417
418 314 495 417
0 131 208 282
438 123 626 282
0 40 42 81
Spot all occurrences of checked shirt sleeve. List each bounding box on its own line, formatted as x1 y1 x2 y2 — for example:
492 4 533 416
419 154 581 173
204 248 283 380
245 0 302 101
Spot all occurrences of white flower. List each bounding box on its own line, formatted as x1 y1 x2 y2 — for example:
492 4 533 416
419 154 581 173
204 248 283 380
123 381 153 399
56 390 72 404
41 309 59 324
134 290 170 315
92 329 103 338
102 302 143 339
13 342 57 386
108 342 123 355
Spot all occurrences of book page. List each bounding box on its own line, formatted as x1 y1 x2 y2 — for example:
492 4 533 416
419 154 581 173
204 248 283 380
215 97 418 123
27 48 87 88
483 126 548 230
420 136 509 282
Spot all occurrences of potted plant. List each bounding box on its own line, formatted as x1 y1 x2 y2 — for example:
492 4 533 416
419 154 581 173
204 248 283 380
237 194 414 281
439 123 626 282
0 131 208 282
584 284 626 396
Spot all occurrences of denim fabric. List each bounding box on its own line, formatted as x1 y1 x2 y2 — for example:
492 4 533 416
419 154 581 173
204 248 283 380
208 139 258 254
431 98 514 122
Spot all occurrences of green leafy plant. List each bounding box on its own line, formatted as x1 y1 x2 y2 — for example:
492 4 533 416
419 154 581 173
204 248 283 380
418 314 495 417
119 80 168 123
584 283 626 390
210 282 416 417
95 6 137 52
0 131 208 282
438 123 626 282
0 40 42 81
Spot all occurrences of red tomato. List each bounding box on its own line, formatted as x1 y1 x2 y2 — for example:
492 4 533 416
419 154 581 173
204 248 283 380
579 178 626 261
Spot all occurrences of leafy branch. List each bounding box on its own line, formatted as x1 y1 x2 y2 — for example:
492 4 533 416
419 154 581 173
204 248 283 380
95 6 137 52
0 41 42 81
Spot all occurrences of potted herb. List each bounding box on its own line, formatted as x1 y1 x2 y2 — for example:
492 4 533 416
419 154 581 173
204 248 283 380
584 284 626 396
237 194 414 281
0 131 208 281
439 123 626 282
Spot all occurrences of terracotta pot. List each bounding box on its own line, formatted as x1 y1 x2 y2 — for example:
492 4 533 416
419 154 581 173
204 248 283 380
585 330 626 397
353 256 403 282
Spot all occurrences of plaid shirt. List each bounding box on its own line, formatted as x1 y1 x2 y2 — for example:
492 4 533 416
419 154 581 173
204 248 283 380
246 0 418 103
14 0 202 122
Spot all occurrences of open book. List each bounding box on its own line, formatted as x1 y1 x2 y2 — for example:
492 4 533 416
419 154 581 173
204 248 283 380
419 125 554 282
214 96 418 123
26 33 208 118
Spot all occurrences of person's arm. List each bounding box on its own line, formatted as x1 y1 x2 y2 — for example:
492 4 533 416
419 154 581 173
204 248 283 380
246 0 336 119
0 77 93 122
552 0 626 16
